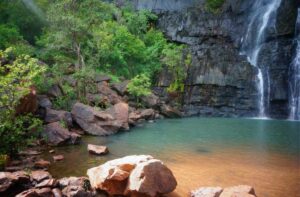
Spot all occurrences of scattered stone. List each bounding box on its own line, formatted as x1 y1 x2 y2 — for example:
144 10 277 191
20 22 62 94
19 150 41 156
87 155 177 196
49 150 55 154
220 185 256 197
191 187 223 197
87 144 109 155
35 178 57 188
53 155 64 162
58 177 93 197
16 187 53 197
31 171 51 183
34 160 51 169
44 108 73 128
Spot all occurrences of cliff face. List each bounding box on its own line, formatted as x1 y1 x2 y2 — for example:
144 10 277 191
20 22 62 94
134 0 298 118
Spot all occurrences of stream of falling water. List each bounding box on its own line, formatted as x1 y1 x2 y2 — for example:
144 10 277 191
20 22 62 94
289 9 300 120
241 0 282 118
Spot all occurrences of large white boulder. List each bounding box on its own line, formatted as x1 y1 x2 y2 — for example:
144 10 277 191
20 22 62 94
87 155 177 196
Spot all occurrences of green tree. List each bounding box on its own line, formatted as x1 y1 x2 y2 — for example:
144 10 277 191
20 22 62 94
127 74 151 102
0 48 44 155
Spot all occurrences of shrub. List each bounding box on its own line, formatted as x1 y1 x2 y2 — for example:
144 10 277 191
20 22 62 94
205 0 225 13
127 74 151 102
0 48 45 155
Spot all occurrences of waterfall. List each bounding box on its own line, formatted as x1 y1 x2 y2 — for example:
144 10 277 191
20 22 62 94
289 9 300 120
241 0 282 118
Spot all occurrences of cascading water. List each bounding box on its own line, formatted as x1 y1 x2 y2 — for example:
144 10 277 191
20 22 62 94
241 0 282 118
289 9 300 120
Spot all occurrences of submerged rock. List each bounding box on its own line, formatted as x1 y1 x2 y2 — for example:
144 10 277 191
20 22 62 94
53 155 64 162
87 144 109 155
87 155 177 196
220 185 256 197
191 185 257 197
191 187 223 197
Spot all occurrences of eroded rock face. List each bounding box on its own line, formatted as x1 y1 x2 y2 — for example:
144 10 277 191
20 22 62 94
134 0 298 119
71 102 127 136
87 155 177 197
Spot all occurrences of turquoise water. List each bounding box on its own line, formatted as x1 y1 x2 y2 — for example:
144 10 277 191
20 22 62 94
46 117 300 196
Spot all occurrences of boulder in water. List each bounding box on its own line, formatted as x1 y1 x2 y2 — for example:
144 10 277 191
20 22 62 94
87 144 109 155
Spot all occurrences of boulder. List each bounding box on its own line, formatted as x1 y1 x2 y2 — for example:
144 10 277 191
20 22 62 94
220 185 256 197
47 85 63 98
37 95 52 109
191 187 223 197
71 102 123 136
96 82 123 105
160 104 182 118
0 171 30 193
107 102 129 130
87 155 177 196
34 160 51 169
94 74 111 83
88 144 109 155
16 187 53 197
31 171 52 183
35 178 57 188
141 93 160 108
53 155 64 162
129 111 142 125
43 122 74 146
44 108 73 128
0 172 15 192
52 188 62 197
111 80 129 96
58 177 93 197
140 109 155 120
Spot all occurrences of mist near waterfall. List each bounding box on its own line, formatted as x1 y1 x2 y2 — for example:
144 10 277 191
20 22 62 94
21 0 44 19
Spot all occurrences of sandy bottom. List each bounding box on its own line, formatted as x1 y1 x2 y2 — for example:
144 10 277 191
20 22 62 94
165 150 300 197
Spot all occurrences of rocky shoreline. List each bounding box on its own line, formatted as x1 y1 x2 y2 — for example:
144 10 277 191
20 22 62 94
1 154 257 197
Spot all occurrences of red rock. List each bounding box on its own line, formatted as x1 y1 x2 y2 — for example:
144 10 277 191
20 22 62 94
87 155 177 197
140 109 155 120
43 122 75 146
34 159 51 169
88 144 109 155
107 102 129 130
160 104 182 118
16 187 53 197
44 108 73 128
35 178 57 188
53 155 64 161
31 171 51 183
52 188 62 197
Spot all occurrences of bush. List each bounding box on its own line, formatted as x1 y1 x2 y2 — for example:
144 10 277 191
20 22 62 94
127 74 151 102
205 0 225 13
0 48 45 155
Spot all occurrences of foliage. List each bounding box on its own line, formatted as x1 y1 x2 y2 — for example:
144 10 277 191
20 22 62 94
162 44 191 93
0 24 22 49
0 0 48 44
127 74 151 102
205 0 225 13
0 48 44 155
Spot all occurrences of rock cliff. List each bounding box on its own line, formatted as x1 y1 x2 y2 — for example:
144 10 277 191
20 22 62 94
134 0 299 118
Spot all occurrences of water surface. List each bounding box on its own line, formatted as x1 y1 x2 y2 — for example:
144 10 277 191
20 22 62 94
44 118 300 197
